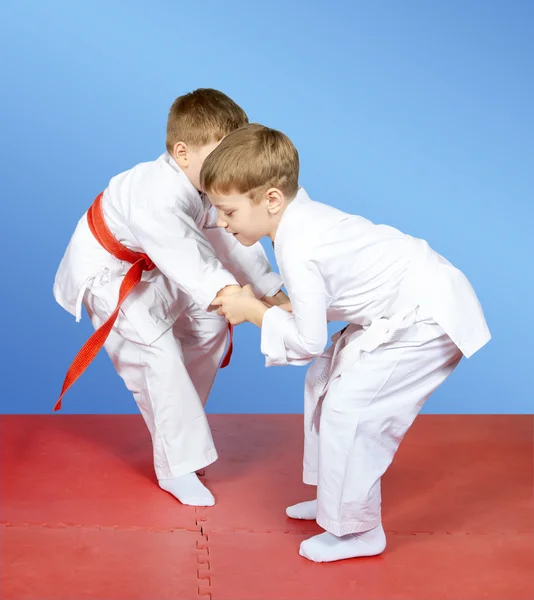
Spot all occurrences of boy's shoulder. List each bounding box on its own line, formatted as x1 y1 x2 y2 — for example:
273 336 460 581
276 196 333 263
109 153 201 212
121 153 180 185
280 190 352 243
289 189 353 222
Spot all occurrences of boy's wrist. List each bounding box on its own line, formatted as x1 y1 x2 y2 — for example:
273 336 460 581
246 297 269 327
262 289 289 306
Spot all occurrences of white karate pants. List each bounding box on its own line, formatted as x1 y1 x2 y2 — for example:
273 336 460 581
83 283 227 480
303 315 462 536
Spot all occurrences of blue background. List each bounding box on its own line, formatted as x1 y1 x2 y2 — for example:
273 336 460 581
1 1 532 414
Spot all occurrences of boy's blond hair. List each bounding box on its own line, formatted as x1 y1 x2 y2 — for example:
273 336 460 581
166 89 248 152
200 123 300 203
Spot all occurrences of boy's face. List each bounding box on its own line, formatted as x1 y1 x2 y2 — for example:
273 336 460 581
208 192 273 246
174 140 220 191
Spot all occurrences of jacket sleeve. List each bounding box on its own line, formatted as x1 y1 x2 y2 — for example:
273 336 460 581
260 256 328 366
130 201 238 310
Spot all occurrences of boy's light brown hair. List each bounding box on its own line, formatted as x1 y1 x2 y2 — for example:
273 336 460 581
200 123 300 202
166 88 248 152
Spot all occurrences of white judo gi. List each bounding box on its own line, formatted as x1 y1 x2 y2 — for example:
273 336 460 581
54 153 282 479
261 189 490 536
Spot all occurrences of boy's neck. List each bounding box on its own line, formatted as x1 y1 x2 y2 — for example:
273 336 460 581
268 202 290 242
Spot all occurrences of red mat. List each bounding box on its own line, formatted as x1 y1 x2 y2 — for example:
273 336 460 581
1 414 533 599
2 526 202 600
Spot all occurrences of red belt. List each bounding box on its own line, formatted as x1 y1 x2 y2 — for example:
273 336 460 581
54 192 233 411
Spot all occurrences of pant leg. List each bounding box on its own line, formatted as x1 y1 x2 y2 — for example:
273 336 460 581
316 318 463 536
84 290 218 480
303 345 336 485
174 302 229 407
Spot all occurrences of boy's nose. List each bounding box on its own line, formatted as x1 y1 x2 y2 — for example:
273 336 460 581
217 216 227 228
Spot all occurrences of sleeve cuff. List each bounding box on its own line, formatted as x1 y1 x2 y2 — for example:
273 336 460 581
252 271 283 299
260 306 294 366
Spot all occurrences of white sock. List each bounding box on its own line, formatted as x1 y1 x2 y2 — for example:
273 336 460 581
286 499 317 520
158 472 215 507
299 524 386 562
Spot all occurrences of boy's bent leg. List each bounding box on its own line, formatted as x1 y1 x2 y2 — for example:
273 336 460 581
302 347 335 485
286 348 334 521
84 296 218 495
303 320 462 562
174 305 229 407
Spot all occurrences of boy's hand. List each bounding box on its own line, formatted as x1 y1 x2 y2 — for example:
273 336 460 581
262 289 290 307
216 284 242 297
208 284 242 311
212 284 267 326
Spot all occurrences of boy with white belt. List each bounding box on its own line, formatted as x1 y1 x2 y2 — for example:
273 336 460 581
204 123 491 561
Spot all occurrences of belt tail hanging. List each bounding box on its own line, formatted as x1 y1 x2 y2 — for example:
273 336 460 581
220 324 233 368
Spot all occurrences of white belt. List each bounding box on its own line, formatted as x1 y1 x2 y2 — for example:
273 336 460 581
312 304 418 398
306 305 418 433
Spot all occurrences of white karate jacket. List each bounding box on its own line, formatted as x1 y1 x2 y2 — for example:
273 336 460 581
261 188 490 367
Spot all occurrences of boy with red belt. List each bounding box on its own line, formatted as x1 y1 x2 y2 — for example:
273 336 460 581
54 91 285 506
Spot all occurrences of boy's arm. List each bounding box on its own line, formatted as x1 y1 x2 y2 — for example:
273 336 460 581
130 203 240 310
260 274 328 366
203 208 283 300
214 254 328 366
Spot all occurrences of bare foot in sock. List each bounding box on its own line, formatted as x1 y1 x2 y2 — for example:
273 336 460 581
158 472 215 506
286 499 317 520
299 524 386 562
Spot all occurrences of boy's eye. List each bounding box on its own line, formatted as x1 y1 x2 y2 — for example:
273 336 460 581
225 211 234 217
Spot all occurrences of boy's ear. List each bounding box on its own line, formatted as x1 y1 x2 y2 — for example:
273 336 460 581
265 188 284 215
173 142 189 168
